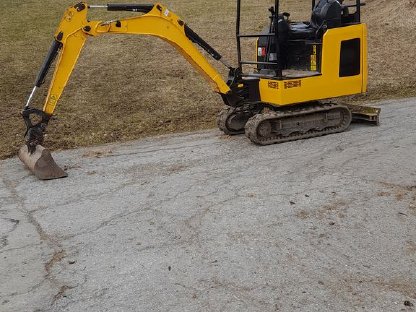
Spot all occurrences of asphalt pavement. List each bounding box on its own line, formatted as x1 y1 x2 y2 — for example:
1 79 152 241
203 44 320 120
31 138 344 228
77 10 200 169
1 98 416 312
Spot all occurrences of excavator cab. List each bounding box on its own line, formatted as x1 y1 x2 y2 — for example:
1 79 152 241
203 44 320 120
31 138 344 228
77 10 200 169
232 0 368 105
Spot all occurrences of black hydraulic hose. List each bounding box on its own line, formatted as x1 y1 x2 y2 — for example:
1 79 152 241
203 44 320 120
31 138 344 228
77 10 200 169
35 39 63 87
184 25 222 61
107 4 154 13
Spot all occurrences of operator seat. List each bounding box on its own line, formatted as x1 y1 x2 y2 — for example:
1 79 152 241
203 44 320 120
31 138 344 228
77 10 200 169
256 0 344 72
310 0 343 28
288 0 343 40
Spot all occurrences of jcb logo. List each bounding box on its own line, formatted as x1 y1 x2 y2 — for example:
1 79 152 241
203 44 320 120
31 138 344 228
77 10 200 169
268 81 279 89
284 80 302 89
65 11 74 22
48 95 57 105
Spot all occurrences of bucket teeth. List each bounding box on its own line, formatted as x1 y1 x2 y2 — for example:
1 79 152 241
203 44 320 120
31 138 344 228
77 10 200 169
18 145 68 180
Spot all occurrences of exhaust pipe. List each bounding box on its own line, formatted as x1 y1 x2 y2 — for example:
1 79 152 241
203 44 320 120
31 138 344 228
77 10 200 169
18 145 68 180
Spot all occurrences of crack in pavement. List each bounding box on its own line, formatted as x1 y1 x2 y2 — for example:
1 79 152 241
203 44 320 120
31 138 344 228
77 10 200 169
0 242 43 254
54 284 107 311
0 218 19 249
99 139 224 159
58 180 204 242
1 174 70 307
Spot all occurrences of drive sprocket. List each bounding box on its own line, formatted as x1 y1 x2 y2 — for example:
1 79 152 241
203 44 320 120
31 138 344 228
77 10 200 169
217 107 253 135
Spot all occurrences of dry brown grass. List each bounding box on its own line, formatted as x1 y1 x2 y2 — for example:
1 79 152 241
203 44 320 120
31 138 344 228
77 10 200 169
0 0 415 159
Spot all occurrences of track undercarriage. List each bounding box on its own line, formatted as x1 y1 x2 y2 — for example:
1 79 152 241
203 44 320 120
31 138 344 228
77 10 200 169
218 102 380 145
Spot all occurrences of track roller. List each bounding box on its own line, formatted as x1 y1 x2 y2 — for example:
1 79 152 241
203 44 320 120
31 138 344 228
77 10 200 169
245 103 352 145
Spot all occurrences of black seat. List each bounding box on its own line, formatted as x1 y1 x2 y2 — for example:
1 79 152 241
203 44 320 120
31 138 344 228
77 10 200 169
256 1 345 72
288 0 343 40
310 0 343 29
288 22 316 40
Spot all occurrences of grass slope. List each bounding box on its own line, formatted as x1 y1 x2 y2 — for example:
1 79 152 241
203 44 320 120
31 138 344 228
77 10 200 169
1 0 415 159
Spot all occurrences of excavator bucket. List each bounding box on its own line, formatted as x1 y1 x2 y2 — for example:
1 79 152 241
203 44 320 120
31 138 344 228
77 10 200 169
18 145 68 180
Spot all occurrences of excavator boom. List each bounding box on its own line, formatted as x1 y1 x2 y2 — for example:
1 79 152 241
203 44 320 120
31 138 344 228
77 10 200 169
21 2 234 179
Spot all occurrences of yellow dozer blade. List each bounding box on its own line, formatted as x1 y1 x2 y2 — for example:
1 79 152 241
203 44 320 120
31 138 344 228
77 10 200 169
18 145 67 180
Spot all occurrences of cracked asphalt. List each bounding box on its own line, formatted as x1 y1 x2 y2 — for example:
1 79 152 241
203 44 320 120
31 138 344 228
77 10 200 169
1 98 416 312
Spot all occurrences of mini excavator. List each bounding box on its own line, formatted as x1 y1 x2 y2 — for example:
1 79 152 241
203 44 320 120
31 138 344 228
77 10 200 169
20 0 380 179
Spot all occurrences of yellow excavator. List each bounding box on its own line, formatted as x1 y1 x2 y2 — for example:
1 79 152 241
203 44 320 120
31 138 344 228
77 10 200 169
20 0 380 180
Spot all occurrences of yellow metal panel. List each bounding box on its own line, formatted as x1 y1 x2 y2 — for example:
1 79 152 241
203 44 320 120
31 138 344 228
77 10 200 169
43 6 88 115
310 45 317 71
362 24 368 93
259 24 368 106
44 31 87 115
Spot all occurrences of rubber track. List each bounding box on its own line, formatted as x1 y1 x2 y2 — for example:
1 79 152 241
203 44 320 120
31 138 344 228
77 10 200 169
245 103 352 145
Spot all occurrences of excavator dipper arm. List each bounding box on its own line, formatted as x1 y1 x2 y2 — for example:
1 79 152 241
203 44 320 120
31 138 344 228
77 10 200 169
20 2 236 179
